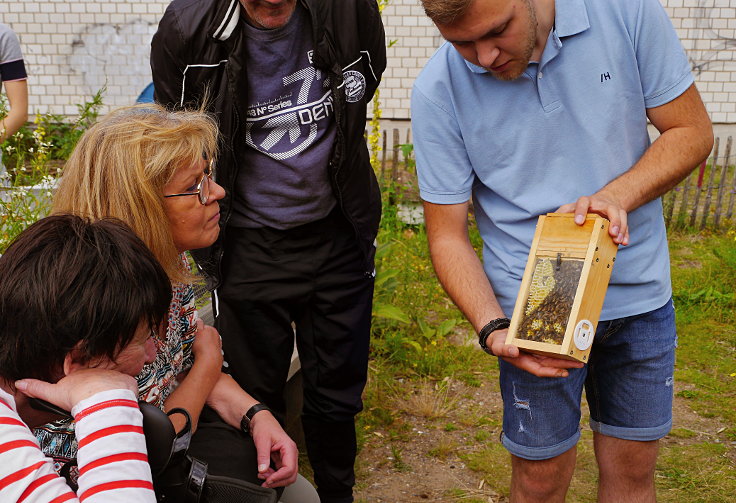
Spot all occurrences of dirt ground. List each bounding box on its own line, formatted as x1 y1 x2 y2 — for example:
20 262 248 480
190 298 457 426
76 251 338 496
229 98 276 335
355 373 508 503
353 348 734 503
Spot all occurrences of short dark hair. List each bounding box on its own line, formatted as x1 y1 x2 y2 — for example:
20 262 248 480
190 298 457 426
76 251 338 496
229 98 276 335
420 0 474 25
0 214 171 383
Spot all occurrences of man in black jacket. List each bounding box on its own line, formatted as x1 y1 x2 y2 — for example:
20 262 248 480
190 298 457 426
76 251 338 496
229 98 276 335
151 1 386 501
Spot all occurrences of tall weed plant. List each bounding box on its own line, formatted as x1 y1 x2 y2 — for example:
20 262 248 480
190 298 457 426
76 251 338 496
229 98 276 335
371 225 468 378
0 89 104 252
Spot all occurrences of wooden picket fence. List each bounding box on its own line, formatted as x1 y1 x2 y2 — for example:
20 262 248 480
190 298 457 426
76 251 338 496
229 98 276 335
663 136 735 230
376 127 412 187
372 129 736 230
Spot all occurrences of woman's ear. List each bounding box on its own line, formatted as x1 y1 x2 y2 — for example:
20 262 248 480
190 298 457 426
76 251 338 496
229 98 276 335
63 342 88 376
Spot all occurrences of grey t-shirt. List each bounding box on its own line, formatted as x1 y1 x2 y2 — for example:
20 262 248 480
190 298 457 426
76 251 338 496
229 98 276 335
230 3 336 229
1 23 27 174
0 23 27 85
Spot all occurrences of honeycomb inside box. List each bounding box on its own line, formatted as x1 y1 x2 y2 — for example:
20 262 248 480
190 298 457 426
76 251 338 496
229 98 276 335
516 256 584 345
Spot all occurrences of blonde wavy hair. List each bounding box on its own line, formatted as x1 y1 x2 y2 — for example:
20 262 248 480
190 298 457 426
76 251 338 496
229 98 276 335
53 103 219 283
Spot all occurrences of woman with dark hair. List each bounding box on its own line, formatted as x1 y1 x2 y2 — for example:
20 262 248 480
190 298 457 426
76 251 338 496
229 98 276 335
42 104 306 500
0 214 172 502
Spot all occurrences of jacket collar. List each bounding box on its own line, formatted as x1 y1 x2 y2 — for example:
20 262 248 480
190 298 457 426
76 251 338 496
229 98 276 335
211 0 334 73
211 0 319 42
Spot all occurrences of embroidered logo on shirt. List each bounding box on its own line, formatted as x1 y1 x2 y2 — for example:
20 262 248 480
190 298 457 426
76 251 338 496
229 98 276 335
343 70 366 103
600 72 612 82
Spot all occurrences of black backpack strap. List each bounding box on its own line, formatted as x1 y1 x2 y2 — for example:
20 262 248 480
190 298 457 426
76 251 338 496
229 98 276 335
185 457 208 502
167 407 194 470
139 403 277 503
138 403 206 502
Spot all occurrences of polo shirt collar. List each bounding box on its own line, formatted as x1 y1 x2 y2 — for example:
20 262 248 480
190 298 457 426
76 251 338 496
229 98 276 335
554 0 590 38
462 0 590 74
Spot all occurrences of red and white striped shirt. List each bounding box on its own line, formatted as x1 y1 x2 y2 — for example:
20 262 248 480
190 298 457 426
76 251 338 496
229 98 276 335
0 388 155 502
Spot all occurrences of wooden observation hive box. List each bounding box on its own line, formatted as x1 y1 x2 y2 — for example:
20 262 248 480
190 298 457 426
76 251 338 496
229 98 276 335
505 213 618 362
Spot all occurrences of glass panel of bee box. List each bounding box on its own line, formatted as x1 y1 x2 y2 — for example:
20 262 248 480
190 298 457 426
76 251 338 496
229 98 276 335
517 256 584 345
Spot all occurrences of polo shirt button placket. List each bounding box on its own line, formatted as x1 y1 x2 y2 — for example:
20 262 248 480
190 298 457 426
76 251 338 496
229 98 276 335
537 68 559 112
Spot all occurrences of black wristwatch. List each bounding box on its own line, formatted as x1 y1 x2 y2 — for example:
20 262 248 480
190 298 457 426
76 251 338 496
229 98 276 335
478 317 510 356
240 403 271 435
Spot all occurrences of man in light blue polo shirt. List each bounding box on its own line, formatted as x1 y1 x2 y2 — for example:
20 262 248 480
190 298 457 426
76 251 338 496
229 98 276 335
412 0 713 501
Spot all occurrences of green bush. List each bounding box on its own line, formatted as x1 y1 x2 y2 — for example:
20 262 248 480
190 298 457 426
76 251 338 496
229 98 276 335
0 89 104 252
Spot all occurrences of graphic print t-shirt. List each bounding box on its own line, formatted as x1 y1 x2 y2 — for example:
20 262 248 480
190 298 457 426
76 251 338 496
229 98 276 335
231 3 336 229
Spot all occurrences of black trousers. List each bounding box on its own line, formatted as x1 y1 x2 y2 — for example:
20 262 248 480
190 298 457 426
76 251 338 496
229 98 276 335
215 209 375 503
187 406 283 500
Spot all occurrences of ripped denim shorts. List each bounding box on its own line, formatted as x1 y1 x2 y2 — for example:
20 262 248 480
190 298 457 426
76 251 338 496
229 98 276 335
499 298 676 460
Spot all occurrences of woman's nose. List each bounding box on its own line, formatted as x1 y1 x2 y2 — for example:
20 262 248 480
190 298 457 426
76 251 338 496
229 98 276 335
209 179 226 203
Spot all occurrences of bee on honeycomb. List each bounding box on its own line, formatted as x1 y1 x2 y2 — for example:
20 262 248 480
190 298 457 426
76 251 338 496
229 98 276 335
518 258 584 344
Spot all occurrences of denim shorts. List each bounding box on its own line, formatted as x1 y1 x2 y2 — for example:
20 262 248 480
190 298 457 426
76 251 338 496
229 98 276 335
499 298 676 460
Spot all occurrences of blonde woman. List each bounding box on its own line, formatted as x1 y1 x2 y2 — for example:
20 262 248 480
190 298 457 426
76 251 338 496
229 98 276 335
37 104 300 498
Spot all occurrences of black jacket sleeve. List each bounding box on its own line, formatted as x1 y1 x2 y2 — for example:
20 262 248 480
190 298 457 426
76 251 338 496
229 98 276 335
151 6 187 109
357 0 387 101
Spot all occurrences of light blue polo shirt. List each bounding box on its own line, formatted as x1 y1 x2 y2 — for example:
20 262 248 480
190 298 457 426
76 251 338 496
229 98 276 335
412 0 693 320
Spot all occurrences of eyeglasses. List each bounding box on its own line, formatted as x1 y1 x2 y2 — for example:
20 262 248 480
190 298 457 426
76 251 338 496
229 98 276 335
164 159 215 205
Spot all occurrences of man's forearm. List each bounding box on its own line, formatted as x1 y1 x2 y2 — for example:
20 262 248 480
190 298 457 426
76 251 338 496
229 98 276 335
422 199 585 376
424 202 505 333
429 235 504 331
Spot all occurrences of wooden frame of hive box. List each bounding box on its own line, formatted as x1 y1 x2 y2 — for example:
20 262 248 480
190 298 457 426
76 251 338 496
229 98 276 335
505 213 618 362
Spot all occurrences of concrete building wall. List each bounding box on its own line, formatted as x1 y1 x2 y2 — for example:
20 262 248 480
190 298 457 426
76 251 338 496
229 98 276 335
0 0 168 115
669 0 736 124
380 0 736 123
1 0 735 122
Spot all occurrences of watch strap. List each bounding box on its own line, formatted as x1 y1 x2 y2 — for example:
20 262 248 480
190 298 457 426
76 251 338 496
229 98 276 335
240 403 271 435
478 317 510 356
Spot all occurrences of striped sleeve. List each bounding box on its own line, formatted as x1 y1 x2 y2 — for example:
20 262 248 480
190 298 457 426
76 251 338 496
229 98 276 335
72 390 155 503
0 391 79 502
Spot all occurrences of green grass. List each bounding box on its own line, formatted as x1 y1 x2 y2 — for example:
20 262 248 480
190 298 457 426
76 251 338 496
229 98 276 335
461 440 512 498
669 229 736 437
370 228 478 381
360 218 736 501
657 443 736 502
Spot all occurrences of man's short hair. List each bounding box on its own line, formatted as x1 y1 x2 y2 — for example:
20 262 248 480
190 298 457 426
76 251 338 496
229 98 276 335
420 0 474 25
0 214 171 383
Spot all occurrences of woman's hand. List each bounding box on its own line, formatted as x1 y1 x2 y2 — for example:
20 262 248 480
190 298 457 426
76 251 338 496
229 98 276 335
250 410 299 488
205 373 299 488
192 318 224 370
16 369 138 411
